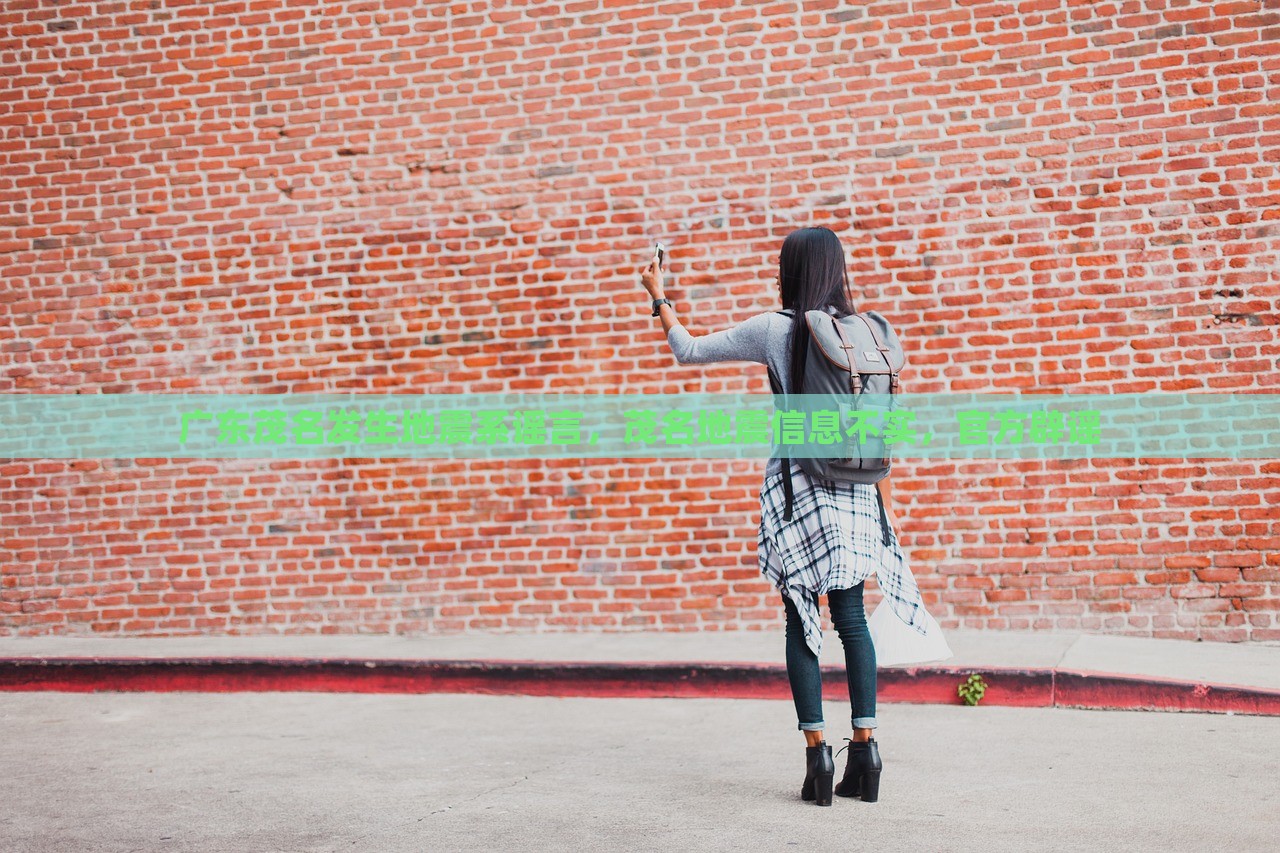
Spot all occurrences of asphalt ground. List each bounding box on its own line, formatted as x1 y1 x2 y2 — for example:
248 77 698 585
3 691 1277 852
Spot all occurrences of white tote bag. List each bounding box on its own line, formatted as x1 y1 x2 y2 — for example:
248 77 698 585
868 512 954 667
868 597 953 667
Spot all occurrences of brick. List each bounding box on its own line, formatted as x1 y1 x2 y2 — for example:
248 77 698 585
0 3 1274 645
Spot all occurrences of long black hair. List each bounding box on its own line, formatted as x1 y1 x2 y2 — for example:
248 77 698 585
777 226 857 396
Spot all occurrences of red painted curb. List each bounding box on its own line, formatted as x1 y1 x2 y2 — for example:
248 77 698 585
1053 669 1280 715
1 658 1277 716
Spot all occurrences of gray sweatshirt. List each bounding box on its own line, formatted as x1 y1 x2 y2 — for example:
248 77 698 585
665 306 840 480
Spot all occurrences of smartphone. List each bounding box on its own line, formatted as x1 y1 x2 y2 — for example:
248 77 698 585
654 241 665 268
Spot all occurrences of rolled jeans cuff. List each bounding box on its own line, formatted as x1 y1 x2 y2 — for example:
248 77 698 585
853 717 877 729
798 721 825 732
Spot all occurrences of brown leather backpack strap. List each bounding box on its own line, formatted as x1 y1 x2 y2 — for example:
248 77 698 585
856 313 901 395
829 315 862 395
856 313 890 355
857 312 905 376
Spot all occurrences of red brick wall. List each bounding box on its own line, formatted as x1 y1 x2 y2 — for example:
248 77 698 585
2 1 1278 640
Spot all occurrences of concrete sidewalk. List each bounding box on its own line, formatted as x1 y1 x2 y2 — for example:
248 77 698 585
3 628 1279 715
4 691 1278 852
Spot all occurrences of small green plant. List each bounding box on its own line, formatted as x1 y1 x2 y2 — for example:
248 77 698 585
958 673 987 706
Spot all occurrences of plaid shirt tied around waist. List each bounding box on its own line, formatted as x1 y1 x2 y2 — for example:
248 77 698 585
758 461 930 660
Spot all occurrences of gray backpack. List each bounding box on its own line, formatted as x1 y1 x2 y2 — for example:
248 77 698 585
765 308 906 522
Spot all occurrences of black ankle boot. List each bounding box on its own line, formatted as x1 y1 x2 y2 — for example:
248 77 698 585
834 737 882 802
800 741 835 806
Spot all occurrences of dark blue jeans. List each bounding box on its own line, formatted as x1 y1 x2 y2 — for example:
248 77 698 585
783 581 877 732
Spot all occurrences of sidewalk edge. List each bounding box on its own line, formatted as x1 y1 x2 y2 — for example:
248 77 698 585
2 657 1278 716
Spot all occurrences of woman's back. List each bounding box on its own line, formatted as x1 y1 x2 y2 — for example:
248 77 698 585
666 304 845 481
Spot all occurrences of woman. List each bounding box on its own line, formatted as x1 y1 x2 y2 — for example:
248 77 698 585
640 225 934 807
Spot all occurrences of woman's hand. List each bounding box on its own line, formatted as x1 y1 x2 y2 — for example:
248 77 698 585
640 258 665 298
883 502 903 541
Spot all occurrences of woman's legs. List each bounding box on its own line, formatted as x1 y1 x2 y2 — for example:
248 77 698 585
783 584 879 743
828 583 877 741
781 592 826 745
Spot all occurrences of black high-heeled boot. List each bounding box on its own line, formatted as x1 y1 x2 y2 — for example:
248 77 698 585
800 741 835 806
834 737 882 802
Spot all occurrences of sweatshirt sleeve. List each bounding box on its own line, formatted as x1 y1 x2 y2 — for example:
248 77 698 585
665 311 773 365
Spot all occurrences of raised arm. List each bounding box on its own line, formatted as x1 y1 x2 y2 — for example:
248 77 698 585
639 255 772 365
666 311 773 365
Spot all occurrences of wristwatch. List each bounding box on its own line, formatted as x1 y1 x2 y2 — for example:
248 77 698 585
651 297 674 317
